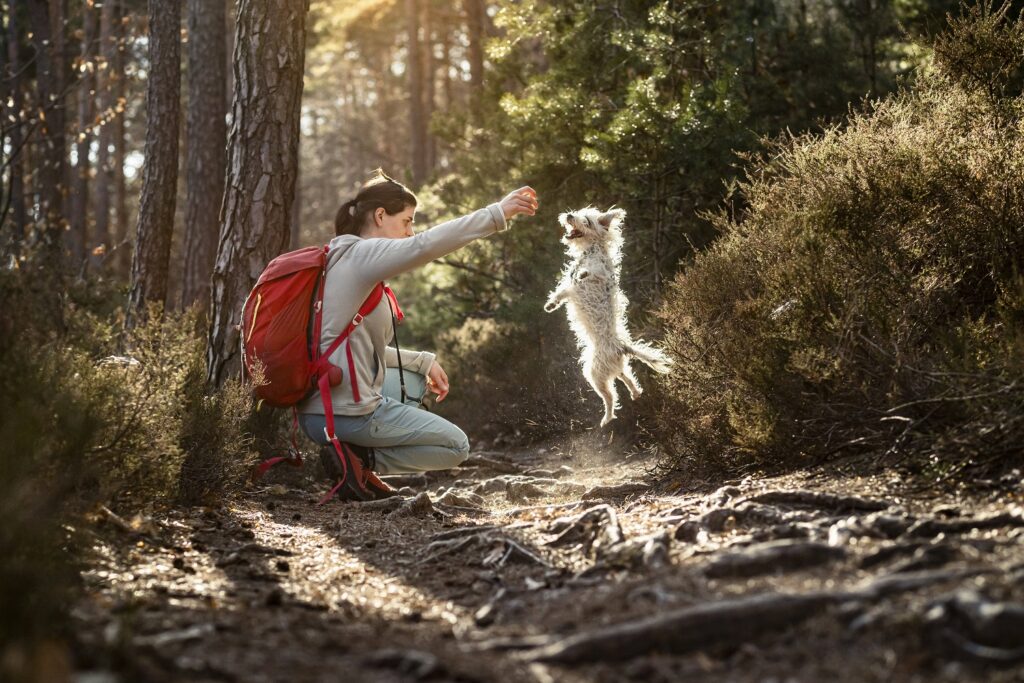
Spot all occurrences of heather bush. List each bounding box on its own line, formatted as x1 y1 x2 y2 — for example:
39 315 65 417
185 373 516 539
0 270 258 654
656 4 1024 475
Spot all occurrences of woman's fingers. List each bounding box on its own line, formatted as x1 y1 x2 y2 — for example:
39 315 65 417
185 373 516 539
427 361 450 402
499 186 539 220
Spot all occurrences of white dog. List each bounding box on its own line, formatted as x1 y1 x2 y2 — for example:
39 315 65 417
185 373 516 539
544 207 672 426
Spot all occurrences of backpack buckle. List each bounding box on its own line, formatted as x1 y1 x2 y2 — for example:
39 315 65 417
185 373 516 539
352 313 364 326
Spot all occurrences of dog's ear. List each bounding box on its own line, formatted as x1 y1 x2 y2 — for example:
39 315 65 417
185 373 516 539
598 207 626 228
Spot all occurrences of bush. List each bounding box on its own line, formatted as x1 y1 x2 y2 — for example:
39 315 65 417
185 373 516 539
655 5 1024 476
0 270 258 667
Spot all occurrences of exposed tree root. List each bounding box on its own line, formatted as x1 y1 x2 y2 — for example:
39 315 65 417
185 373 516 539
906 513 1024 538
704 540 846 579
461 453 522 474
517 567 992 665
523 592 837 664
544 505 624 558
743 490 891 512
581 482 650 501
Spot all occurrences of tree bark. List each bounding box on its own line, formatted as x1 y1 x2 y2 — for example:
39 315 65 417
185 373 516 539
2 2 28 254
181 0 227 311
290 157 301 250
126 0 181 329
406 0 427 186
113 0 129 275
70 3 98 272
206 0 309 387
465 0 485 91
423 0 436 172
27 0 68 270
92 0 117 270
441 21 453 108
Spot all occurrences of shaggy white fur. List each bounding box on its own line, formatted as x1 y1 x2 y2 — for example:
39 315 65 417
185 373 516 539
544 207 672 426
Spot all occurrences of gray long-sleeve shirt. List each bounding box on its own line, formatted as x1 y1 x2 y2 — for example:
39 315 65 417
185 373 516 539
298 203 507 416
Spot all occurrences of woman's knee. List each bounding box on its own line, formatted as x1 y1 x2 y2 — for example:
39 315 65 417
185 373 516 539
444 427 471 468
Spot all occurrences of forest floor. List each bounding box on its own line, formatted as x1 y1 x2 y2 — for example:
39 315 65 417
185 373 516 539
71 435 1024 682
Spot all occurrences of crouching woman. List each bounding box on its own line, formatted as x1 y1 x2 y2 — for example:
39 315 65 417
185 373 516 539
297 170 538 501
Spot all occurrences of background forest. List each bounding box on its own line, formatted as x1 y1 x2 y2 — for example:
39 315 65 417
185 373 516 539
3 0 1024 671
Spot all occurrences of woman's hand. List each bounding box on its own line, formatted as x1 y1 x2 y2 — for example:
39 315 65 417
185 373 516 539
426 360 450 402
499 186 539 221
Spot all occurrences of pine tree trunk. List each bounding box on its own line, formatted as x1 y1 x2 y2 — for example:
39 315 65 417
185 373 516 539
70 4 98 273
465 0 485 91
28 0 68 270
406 0 427 186
126 0 181 329
92 0 116 269
2 4 28 255
113 0 130 276
423 0 436 172
290 158 302 250
441 24 453 108
181 0 227 311
206 0 309 387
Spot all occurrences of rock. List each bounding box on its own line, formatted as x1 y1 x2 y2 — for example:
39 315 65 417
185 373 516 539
506 481 551 503
388 492 435 519
436 489 486 508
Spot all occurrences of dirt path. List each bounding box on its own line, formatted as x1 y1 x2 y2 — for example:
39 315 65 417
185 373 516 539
72 442 1024 682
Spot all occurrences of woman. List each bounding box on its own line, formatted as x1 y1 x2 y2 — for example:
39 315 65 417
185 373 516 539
297 170 538 501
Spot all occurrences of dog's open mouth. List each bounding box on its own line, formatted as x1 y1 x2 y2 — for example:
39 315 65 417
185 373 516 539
565 228 584 240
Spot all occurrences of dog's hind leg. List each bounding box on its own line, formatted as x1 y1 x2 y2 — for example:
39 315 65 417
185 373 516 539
586 363 619 427
597 380 618 427
620 361 642 401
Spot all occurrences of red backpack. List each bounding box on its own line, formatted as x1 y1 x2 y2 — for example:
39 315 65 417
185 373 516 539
239 244 403 497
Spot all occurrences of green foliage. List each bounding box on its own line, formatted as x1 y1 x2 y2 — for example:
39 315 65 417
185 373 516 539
933 0 1024 99
418 0 954 440
656 5 1024 474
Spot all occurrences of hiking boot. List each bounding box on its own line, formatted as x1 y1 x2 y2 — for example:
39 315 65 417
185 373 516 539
318 444 373 502
364 470 400 499
340 444 398 500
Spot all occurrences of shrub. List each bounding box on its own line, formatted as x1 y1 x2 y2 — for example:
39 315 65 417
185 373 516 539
0 270 259 666
655 5 1024 476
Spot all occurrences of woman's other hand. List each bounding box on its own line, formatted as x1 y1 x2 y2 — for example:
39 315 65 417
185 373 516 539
499 186 539 221
426 360 450 402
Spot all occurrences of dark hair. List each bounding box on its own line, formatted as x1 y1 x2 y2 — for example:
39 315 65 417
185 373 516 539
335 168 418 237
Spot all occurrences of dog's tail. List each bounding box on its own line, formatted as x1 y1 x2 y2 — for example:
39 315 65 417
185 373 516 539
625 340 673 374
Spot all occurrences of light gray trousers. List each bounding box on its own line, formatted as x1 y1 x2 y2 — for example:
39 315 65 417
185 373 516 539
298 396 470 475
